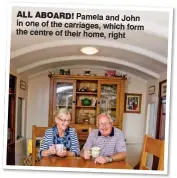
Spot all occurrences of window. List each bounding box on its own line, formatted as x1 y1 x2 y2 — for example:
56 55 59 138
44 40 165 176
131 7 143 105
146 103 157 137
16 97 25 139
145 103 157 169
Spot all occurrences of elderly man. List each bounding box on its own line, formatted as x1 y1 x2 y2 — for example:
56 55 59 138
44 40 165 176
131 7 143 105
80 113 126 164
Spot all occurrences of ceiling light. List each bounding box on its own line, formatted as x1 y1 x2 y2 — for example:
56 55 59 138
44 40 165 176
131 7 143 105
80 47 98 55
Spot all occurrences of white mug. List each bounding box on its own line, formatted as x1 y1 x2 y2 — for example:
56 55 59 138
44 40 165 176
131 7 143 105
56 144 64 152
91 147 101 158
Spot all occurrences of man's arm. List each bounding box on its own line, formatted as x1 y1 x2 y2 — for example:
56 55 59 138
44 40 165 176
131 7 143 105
94 152 126 164
80 149 85 158
112 130 127 162
108 151 126 162
80 131 95 159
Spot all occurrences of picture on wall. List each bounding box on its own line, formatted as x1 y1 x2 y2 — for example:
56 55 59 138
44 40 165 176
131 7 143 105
161 80 167 97
148 85 155 95
20 80 26 90
124 93 142 113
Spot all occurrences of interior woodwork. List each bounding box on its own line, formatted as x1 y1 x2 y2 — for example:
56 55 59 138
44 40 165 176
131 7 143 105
48 74 126 146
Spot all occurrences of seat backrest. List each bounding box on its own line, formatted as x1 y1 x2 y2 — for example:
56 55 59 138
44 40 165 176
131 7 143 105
140 135 165 170
88 127 93 134
32 125 49 166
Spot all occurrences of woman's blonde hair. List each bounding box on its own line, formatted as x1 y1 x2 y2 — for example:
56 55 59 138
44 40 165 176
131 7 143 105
53 108 71 120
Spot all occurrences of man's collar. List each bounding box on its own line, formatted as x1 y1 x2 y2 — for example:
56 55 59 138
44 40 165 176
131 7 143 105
98 127 114 137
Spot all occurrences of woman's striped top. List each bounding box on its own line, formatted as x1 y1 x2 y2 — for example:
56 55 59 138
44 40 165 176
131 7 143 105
38 127 80 158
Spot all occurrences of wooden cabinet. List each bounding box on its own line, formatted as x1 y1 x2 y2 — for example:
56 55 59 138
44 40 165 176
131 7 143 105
48 79 76 127
48 75 126 145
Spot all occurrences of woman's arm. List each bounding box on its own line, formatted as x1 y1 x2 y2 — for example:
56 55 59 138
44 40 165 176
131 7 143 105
38 129 53 158
66 151 75 157
69 128 80 156
41 149 51 157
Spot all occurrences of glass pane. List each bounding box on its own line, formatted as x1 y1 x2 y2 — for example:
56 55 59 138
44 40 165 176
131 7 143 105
56 82 73 119
100 84 117 122
146 153 154 169
146 103 157 137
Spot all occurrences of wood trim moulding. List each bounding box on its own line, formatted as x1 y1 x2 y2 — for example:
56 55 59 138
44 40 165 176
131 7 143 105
48 74 127 81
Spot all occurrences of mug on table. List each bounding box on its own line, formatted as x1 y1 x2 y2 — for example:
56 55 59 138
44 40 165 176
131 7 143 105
91 147 101 158
84 147 101 159
56 144 65 152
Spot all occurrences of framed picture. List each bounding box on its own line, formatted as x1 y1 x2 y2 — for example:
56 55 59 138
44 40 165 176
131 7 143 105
20 80 26 90
124 93 142 113
148 85 155 95
161 80 167 97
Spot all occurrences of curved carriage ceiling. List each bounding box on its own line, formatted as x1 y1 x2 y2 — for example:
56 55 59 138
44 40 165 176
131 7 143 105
10 6 169 80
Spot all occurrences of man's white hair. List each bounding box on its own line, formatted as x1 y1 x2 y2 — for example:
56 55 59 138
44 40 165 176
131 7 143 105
97 112 113 122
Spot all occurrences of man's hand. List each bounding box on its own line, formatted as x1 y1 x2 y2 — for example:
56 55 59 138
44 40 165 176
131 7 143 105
94 156 108 164
83 149 91 160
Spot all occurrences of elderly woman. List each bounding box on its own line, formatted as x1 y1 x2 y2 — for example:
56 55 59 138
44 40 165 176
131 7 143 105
39 108 80 158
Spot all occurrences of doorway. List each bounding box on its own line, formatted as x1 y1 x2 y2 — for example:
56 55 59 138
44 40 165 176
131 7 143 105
156 79 167 140
7 74 16 165
152 79 167 170
145 102 158 169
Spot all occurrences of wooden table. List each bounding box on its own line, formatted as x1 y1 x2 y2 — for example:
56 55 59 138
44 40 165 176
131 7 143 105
36 156 132 169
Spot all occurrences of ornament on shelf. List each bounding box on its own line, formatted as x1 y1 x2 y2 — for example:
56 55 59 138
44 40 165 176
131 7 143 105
105 70 116 77
48 71 55 77
59 69 70 75
84 70 91 76
115 73 127 79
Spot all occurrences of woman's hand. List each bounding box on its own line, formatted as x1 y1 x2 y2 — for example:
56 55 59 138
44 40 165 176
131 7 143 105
94 156 108 164
56 149 67 157
48 144 56 155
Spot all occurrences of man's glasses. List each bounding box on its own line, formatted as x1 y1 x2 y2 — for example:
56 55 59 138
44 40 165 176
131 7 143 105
98 122 112 128
57 117 71 123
